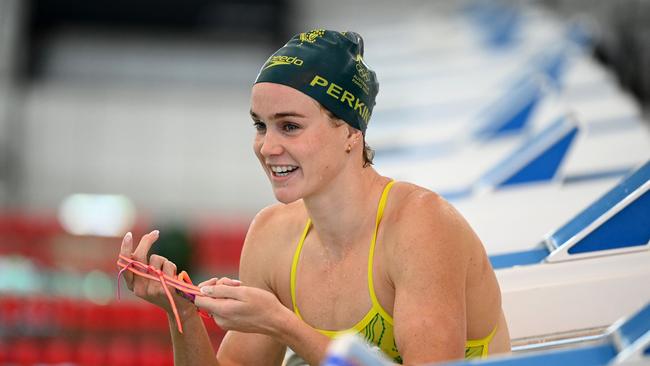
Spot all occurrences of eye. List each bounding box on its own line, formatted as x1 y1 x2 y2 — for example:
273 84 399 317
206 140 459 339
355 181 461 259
282 122 300 133
253 121 266 133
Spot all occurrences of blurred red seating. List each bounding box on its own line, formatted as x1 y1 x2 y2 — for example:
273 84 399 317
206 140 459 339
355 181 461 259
140 305 169 332
137 340 174 366
23 295 53 332
52 297 81 331
42 338 74 363
77 337 108 366
0 340 7 363
0 214 61 266
9 338 40 365
106 337 137 366
0 295 20 331
192 223 248 274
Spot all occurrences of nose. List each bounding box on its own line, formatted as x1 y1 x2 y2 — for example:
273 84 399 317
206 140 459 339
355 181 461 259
258 129 284 158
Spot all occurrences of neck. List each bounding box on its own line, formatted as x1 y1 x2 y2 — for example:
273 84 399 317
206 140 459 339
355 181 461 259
302 165 387 256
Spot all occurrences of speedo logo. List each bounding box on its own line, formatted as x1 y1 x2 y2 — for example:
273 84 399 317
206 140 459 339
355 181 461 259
263 55 304 70
309 75 370 125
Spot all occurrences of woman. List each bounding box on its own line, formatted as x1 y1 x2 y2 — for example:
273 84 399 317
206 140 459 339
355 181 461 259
118 29 510 365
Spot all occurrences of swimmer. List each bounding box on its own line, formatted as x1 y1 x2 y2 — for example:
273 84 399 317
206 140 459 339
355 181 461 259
118 29 510 365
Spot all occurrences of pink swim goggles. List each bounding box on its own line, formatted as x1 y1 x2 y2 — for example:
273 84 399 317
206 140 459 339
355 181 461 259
117 255 211 333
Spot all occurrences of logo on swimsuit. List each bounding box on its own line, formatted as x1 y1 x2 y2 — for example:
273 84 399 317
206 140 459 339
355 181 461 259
263 55 304 70
299 29 326 43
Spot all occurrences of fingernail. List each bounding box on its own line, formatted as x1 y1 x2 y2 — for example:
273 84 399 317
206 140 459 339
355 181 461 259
200 287 210 295
125 232 132 241
152 230 159 236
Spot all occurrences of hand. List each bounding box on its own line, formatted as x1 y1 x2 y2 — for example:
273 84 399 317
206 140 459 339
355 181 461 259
195 282 290 336
118 230 194 317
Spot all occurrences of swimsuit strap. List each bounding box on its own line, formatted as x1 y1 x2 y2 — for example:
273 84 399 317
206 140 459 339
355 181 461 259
368 181 396 320
290 218 312 320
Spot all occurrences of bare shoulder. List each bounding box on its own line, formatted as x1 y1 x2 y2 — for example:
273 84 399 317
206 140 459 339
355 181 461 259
248 200 307 239
386 181 467 231
383 181 481 265
243 200 307 256
239 200 307 286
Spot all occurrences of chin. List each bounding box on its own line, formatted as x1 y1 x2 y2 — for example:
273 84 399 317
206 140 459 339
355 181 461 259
272 186 303 204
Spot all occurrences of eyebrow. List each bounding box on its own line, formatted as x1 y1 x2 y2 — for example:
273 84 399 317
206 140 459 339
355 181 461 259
249 110 306 120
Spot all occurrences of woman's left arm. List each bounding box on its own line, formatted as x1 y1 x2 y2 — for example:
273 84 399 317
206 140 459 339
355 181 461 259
389 190 476 365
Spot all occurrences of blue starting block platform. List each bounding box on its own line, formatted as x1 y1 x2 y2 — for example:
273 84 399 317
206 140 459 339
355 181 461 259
489 160 650 269
372 76 547 162
475 115 580 192
439 115 583 201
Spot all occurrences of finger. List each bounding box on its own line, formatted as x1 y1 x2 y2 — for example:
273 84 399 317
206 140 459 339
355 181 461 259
132 230 160 263
134 253 166 297
149 254 167 271
162 260 177 277
198 277 241 288
118 232 135 287
218 278 242 287
119 232 134 257
197 278 218 287
194 296 232 313
200 284 244 300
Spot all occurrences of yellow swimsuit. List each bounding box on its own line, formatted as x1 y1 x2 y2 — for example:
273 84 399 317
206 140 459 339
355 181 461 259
290 181 497 363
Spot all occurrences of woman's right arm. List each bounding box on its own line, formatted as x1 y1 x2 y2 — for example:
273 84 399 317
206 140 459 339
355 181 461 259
119 229 288 365
119 230 223 365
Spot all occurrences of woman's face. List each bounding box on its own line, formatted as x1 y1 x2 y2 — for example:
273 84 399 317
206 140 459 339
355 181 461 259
250 82 351 203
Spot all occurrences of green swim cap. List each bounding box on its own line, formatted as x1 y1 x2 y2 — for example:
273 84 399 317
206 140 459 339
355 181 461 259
254 29 379 134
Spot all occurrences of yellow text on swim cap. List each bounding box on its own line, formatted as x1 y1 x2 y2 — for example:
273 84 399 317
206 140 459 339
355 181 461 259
309 75 370 124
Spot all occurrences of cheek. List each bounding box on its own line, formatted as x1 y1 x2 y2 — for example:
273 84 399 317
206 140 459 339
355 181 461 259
252 140 265 164
304 141 339 178
252 138 262 155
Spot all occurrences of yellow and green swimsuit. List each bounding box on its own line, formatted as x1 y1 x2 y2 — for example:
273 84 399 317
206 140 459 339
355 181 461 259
290 181 497 363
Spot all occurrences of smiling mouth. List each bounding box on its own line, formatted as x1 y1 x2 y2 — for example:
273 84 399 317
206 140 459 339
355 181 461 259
270 165 299 177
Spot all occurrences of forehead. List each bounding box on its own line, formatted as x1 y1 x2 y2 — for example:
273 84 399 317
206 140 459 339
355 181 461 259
250 83 320 117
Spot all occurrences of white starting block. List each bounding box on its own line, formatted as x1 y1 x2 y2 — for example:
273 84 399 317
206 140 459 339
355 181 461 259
495 160 650 339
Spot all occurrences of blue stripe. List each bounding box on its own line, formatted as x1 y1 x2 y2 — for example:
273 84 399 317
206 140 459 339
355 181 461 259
477 117 574 189
616 303 650 349
442 343 617 366
476 92 539 140
474 80 541 140
498 126 578 187
549 161 650 249
489 247 549 269
567 190 649 254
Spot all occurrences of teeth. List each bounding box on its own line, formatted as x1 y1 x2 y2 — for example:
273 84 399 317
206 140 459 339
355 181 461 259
270 165 298 174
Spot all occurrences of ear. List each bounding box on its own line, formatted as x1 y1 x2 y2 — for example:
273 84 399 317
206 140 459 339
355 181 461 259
346 126 363 146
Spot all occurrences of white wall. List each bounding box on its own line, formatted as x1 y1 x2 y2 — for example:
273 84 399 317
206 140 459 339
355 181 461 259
18 34 277 219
